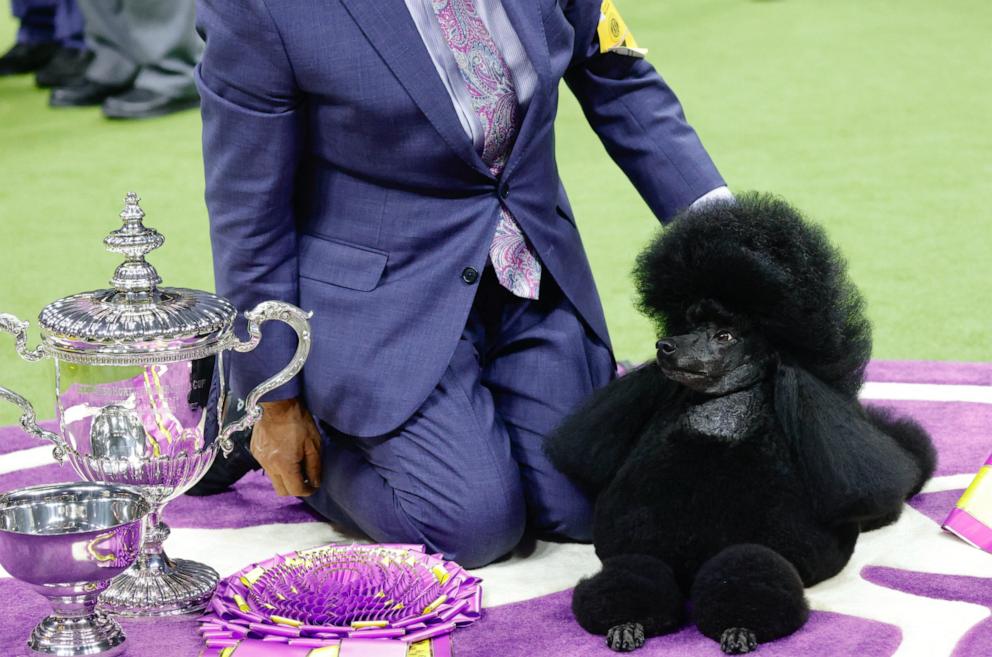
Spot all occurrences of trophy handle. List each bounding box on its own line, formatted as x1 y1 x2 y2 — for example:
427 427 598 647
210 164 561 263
0 314 66 463
0 313 48 362
0 388 67 464
217 301 313 457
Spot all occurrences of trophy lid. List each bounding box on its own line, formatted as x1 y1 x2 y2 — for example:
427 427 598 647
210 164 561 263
37 193 237 365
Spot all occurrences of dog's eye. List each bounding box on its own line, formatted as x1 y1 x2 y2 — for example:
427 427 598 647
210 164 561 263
715 330 735 343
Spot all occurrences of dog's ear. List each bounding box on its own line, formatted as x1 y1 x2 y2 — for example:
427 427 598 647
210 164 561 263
546 363 681 494
774 363 921 526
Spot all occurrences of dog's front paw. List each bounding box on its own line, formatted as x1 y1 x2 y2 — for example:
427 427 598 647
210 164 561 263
720 627 757 654
607 622 645 652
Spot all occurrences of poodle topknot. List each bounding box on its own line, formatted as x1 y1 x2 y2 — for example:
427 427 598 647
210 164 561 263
634 193 871 398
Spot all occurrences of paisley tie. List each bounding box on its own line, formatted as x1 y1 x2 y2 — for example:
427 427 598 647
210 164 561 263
430 0 542 299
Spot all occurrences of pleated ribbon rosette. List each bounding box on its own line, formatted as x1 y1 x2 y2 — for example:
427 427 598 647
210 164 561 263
197 544 482 657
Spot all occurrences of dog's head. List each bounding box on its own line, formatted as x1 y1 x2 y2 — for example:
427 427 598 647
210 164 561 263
634 193 873 398
655 299 773 394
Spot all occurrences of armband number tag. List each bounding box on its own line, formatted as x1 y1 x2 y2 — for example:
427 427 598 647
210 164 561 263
598 0 648 58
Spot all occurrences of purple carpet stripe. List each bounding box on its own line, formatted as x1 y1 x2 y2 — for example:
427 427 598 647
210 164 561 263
0 464 320 529
167 470 322 528
0 577 204 657
0 462 74 489
864 400 991 476
862 565 992 609
456 588 902 657
862 566 992 657
866 360 992 386
909 489 965 525
0 419 60 455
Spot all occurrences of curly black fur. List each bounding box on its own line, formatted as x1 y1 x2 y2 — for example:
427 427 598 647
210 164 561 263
547 194 937 653
635 193 872 398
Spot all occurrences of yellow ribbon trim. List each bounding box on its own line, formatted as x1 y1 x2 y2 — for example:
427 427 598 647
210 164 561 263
407 640 434 657
351 620 389 629
270 615 303 627
958 466 991 508
307 646 340 657
422 594 447 615
431 565 451 585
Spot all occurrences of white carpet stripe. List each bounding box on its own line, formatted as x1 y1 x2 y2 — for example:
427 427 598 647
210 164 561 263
922 474 977 494
860 381 992 404
807 504 992 657
0 445 60 475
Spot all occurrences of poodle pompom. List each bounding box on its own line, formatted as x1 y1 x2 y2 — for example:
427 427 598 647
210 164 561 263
634 193 872 397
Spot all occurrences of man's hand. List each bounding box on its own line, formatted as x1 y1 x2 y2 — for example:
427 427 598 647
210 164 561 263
251 398 323 497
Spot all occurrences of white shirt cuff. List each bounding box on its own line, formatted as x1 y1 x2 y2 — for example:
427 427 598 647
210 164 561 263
689 186 734 210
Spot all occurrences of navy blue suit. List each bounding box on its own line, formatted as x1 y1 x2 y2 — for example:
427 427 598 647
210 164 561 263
197 0 724 566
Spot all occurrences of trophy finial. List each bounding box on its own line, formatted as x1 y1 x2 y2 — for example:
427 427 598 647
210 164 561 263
105 192 165 297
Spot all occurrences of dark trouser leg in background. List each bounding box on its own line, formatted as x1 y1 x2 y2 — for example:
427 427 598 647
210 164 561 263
572 554 684 652
57 0 201 115
691 544 809 655
1 0 58 75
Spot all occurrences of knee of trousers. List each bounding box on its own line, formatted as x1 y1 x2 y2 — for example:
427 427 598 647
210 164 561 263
536 493 593 542
399 490 527 569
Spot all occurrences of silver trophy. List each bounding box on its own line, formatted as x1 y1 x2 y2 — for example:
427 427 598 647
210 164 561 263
0 193 313 617
0 482 150 656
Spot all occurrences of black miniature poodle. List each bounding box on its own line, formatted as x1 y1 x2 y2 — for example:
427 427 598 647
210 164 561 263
546 194 936 654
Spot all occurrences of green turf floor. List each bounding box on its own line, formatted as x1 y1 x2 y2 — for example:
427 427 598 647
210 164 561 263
0 0 989 424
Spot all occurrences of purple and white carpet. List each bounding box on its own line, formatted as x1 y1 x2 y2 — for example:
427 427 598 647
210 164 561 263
0 360 989 657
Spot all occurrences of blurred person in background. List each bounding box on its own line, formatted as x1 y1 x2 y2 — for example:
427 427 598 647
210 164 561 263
0 0 90 88
49 0 201 119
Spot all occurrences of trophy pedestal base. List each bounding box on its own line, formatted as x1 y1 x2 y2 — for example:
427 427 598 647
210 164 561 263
98 554 218 618
29 612 125 656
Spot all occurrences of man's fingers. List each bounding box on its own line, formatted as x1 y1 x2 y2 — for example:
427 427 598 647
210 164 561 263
304 434 322 489
268 472 289 497
279 465 317 497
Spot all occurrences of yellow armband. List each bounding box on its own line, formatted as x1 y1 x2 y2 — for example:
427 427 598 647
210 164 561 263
598 0 648 58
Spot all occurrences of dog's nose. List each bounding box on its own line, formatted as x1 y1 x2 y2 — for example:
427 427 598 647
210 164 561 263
656 339 677 355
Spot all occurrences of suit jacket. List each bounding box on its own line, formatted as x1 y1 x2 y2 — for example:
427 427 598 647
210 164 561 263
196 0 725 438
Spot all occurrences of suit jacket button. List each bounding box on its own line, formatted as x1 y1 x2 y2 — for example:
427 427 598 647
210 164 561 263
461 267 479 285
500 185 510 200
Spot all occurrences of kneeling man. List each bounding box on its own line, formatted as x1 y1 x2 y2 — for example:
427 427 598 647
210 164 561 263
195 0 729 568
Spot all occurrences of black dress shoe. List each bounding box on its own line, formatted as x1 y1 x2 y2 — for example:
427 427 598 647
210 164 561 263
35 48 93 88
50 79 132 107
102 87 199 120
186 428 261 497
0 42 58 75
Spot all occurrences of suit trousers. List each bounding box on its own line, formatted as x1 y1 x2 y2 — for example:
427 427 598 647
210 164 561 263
13 0 84 49
305 267 614 568
76 0 201 97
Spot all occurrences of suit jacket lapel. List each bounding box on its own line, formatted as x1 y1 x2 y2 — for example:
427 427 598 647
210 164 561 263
338 0 492 178
500 0 552 180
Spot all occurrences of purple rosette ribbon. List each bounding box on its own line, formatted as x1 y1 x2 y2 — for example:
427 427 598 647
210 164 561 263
197 544 481 657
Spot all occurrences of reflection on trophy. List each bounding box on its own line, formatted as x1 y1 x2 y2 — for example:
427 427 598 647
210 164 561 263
0 193 313 617
90 405 147 460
